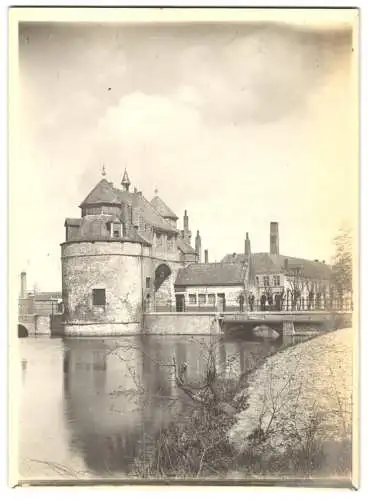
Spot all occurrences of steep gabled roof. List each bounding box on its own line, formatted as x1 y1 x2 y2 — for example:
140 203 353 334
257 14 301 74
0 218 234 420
79 178 179 234
175 263 246 287
150 196 178 220
177 238 197 255
222 252 331 280
114 189 179 234
80 179 122 207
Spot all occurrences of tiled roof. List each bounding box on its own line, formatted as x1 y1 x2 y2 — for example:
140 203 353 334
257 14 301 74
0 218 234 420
150 196 178 220
175 263 246 286
65 218 82 226
222 252 331 280
34 291 62 301
115 189 178 234
79 178 179 234
65 214 150 246
177 238 197 255
80 179 122 207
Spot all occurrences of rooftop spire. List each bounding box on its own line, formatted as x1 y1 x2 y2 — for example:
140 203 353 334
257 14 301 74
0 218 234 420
121 168 131 192
101 164 106 177
154 187 158 196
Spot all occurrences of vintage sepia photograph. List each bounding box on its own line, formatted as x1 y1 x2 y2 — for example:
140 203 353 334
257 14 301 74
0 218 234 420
8 7 359 487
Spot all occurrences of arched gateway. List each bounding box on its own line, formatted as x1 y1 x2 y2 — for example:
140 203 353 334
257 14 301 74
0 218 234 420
154 264 173 311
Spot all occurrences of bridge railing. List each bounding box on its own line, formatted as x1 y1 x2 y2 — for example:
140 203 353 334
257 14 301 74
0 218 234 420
148 299 353 314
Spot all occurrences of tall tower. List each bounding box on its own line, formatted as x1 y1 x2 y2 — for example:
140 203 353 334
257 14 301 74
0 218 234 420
270 222 279 255
195 230 202 263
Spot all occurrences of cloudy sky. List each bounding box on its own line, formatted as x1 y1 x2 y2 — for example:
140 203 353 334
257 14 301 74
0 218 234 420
13 11 357 292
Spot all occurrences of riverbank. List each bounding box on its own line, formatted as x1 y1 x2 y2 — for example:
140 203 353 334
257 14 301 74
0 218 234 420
229 327 354 479
133 328 354 481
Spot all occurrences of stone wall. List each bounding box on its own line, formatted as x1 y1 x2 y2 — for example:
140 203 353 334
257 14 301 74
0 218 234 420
34 315 51 335
143 312 222 335
62 241 144 332
64 321 141 336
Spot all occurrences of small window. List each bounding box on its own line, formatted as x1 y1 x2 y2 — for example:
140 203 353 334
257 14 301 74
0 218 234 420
112 222 121 238
264 276 270 287
92 288 106 306
256 276 259 285
208 294 215 305
273 275 280 286
146 277 151 289
189 294 197 305
198 294 206 305
156 233 162 246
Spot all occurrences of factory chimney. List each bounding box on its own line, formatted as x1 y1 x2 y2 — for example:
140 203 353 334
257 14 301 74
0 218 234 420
195 230 202 263
270 222 279 255
204 249 209 264
20 271 27 298
244 232 251 260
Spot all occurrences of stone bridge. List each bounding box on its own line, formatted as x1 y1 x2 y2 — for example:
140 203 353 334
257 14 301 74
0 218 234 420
18 314 64 337
220 310 353 336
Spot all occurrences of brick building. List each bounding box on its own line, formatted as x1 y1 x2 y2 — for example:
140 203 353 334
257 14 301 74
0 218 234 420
61 169 201 335
174 262 248 312
60 170 338 336
222 222 333 312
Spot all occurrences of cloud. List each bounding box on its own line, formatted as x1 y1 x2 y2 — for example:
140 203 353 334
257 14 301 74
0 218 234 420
178 25 351 124
15 21 355 290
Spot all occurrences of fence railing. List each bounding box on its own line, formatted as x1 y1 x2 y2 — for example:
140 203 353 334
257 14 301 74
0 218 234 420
146 299 353 314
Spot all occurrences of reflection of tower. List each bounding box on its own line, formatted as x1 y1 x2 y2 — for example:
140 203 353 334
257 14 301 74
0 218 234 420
21 358 27 383
62 338 145 475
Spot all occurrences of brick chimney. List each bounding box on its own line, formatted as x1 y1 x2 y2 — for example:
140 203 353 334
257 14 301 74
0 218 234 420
195 230 202 262
183 210 192 244
20 271 27 298
270 222 279 255
204 249 209 263
122 203 131 235
244 232 251 259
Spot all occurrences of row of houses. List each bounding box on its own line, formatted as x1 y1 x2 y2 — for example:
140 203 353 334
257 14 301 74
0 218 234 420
171 225 348 313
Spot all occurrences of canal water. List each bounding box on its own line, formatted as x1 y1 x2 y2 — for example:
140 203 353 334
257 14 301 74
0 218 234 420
17 334 312 481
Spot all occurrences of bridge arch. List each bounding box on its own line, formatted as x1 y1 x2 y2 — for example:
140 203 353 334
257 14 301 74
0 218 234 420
18 324 29 338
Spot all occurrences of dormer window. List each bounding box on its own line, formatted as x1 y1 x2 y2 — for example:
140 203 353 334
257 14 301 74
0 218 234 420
156 233 163 247
109 220 122 238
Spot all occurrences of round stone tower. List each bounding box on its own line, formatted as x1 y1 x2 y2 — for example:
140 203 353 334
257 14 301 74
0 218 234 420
61 171 149 336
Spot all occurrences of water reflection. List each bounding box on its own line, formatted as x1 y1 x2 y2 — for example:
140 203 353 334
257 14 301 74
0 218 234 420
19 334 310 479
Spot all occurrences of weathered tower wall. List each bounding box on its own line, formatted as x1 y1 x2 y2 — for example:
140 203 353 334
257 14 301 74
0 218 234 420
61 241 145 336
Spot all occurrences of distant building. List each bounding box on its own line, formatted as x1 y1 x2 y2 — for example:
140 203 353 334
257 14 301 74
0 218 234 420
18 271 63 337
222 222 333 311
18 272 62 317
174 262 248 312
